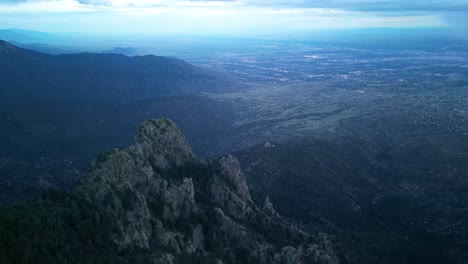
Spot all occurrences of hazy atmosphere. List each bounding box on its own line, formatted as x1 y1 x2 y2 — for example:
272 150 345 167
0 0 467 264
1 0 467 36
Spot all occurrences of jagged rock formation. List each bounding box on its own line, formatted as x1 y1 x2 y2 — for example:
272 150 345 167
76 118 339 263
0 118 339 264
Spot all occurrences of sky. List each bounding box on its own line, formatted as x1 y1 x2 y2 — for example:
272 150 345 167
0 0 467 36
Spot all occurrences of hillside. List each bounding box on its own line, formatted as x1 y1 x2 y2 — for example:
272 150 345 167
0 40 240 102
0 119 339 264
0 41 243 202
235 128 468 263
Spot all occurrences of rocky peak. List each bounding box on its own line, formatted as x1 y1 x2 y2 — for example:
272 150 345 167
74 118 339 263
264 195 279 217
130 118 195 169
218 154 252 202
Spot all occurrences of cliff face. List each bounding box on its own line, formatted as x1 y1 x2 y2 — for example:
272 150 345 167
0 119 339 263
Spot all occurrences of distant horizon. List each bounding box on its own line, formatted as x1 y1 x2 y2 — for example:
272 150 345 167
0 26 455 35
0 0 466 39
0 26 463 42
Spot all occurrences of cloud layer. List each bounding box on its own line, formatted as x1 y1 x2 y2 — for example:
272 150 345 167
3 0 468 11
0 0 464 35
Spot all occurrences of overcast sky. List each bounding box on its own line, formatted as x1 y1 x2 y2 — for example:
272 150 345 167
0 0 466 36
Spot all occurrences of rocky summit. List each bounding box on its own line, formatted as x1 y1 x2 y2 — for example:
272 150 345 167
0 118 339 264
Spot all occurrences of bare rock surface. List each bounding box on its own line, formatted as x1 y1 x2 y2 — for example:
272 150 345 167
75 118 340 263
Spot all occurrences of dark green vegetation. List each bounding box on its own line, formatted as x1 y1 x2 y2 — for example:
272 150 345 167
0 166 221 264
236 116 468 264
0 119 338 264
0 41 241 202
0 168 231 264
0 192 131 264
0 96 238 202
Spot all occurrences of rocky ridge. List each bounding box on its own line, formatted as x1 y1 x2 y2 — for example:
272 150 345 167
72 118 339 263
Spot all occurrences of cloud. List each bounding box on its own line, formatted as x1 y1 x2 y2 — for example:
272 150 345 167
0 0 457 35
237 0 468 12
77 0 111 5
0 0 91 13
3 0 467 12
0 0 27 2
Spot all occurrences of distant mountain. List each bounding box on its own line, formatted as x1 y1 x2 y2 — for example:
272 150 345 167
0 119 339 264
9 40 78 55
0 29 58 43
0 40 241 102
102 47 139 56
0 41 244 202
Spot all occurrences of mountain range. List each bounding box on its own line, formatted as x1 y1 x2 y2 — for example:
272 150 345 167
0 40 242 202
0 40 239 102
